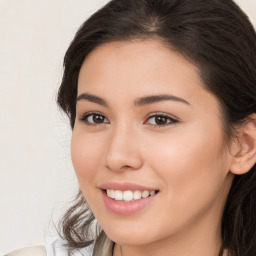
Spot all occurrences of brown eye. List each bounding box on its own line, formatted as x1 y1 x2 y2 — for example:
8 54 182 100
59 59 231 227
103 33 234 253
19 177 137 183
92 114 105 123
155 116 169 125
146 115 177 126
81 113 109 125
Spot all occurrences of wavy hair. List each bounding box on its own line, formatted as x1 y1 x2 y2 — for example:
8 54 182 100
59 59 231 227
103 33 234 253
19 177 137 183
57 0 256 255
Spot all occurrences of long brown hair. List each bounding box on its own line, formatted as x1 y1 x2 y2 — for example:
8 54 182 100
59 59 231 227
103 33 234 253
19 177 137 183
57 0 256 255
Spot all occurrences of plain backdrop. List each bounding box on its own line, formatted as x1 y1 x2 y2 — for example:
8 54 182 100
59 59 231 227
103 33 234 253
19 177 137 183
0 0 255 254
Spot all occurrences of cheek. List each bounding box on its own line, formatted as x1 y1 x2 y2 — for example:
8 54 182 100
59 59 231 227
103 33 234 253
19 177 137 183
146 123 229 213
71 130 104 190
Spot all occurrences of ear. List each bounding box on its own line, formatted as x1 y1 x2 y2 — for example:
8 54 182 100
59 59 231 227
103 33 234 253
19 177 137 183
229 114 256 175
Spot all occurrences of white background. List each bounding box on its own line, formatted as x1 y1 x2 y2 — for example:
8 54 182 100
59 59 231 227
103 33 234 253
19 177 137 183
0 0 255 254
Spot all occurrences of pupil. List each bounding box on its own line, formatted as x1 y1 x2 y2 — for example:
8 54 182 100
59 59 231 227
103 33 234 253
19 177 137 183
93 115 104 123
156 116 167 125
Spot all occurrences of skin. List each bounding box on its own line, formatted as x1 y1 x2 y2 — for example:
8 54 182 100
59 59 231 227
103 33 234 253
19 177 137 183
71 40 237 256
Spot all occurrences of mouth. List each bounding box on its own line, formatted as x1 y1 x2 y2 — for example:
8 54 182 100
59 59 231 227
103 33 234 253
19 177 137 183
104 189 159 202
99 182 160 214
101 188 159 215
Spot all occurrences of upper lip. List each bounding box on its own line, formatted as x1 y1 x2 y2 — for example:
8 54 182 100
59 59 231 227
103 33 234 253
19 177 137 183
99 181 159 191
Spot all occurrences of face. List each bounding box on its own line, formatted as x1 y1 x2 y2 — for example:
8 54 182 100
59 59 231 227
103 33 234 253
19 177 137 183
71 40 234 248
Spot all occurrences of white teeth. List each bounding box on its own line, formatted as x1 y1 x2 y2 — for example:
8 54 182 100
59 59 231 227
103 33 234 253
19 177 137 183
123 190 133 201
133 190 142 200
107 189 111 197
106 189 157 201
108 189 115 199
150 191 155 196
114 190 123 201
141 190 149 198
110 189 115 199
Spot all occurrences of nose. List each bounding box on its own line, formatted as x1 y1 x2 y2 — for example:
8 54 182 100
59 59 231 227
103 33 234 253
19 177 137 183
104 124 143 172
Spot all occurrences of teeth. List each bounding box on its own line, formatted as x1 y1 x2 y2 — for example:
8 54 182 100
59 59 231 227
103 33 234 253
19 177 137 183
133 190 142 200
110 190 115 198
123 190 133 201
141 191 149 198
107 189 115 199
106 189 157 201
114 190 123 201
107 189 111 197
150 191 155 196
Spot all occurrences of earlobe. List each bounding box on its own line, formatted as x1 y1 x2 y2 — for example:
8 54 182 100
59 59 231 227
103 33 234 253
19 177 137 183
229 114 256 175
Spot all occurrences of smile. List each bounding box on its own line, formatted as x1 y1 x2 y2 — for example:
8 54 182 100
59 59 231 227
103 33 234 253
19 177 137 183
101 188 159 215
106 189 157 202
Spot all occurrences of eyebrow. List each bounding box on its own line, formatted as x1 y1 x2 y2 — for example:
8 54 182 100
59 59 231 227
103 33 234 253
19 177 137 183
134 94 190 106
76 93 190 107
76 93 108 107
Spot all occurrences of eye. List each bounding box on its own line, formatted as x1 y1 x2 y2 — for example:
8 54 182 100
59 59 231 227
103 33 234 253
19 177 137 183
145 114 178 126
80 113 109 125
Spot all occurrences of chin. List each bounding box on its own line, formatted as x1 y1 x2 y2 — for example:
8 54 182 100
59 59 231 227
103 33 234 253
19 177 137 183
108 233 152 246
102 225 159 246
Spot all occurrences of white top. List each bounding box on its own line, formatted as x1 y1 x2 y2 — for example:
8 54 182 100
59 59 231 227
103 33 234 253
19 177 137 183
1 240 93 256
45 238 113 256
45 239 93 256
2 238 113 256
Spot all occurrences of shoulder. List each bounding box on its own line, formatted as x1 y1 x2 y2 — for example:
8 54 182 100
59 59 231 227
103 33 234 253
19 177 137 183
5 246 46 256
46 239 92 256
4 239 93 256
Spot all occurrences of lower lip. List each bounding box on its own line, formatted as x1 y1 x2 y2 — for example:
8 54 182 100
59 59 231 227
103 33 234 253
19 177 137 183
101 190 158 215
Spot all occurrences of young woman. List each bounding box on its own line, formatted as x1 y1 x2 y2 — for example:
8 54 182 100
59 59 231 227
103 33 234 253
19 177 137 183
6 0 256 255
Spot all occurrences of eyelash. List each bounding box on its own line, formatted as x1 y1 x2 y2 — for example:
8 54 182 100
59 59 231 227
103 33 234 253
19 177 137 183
145 113 178 127
79 112 178 127
80 112 109 125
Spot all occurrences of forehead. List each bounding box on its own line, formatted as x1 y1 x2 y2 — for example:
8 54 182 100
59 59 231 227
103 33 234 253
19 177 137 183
77 40 218 111
79 40 196 85
79 40 198 78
